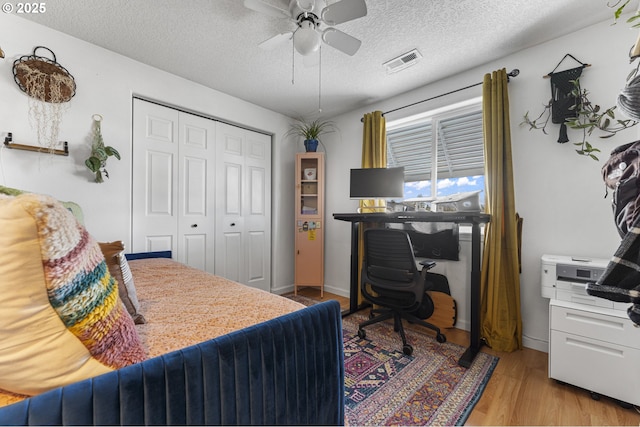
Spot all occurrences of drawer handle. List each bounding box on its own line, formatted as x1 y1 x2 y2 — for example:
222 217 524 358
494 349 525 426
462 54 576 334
565 312 625 330
565 337 624 357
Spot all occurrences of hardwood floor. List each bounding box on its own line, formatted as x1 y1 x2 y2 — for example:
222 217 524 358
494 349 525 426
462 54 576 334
297 288 640 426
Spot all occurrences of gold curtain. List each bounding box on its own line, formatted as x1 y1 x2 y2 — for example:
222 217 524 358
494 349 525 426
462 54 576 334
480 69 522 352
360 111 387 212
357 111 387 304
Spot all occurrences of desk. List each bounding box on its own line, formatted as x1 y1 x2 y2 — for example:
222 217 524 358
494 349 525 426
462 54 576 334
333 211 490 368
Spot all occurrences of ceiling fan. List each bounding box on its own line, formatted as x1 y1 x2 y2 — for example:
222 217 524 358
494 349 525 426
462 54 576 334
243 0 367 57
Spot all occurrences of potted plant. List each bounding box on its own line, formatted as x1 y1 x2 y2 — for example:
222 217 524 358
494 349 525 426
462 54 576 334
85 114 121 183
286 117 336 152
522 78 638 160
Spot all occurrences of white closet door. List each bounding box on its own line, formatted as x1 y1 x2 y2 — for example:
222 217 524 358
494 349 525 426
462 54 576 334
132 99 216 273
132 99 179 254
176 111 216 272
215 122 271 291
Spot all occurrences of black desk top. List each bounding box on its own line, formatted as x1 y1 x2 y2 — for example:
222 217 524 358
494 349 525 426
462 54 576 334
333 211 490 224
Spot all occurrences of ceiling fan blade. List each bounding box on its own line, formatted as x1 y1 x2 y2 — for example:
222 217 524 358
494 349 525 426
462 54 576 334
320 0 367 26
295 0 315 13
259 32 293 50
243 0 291 19
322 28 362 56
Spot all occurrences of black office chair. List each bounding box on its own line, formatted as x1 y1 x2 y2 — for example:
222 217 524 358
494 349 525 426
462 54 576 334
357 228 446 355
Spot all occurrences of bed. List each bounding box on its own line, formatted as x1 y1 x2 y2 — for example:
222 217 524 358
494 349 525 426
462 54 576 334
0 192 345 425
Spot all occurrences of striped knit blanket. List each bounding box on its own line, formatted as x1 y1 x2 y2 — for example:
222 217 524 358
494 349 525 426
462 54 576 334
586 223 640 325
23 194 146 368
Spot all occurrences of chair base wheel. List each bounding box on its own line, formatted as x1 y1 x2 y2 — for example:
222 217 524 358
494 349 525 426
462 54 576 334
436 333 446 343
357 329 366 339
403 344 413 356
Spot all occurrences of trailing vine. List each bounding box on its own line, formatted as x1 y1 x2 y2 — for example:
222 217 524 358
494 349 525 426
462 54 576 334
522 3 640 160
85 115 120 183
15 61 72 150
522 79 638 161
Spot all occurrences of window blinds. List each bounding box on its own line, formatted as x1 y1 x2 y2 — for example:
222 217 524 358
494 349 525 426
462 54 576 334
387 109 484 182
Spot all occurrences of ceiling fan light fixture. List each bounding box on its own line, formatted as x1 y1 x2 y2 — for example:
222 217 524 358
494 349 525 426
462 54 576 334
294 20 321 56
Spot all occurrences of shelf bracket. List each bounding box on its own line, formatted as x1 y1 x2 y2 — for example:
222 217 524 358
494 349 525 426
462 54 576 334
3 132 69 156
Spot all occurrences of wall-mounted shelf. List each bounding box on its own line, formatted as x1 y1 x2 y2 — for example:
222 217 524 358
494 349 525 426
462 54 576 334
3 132 69 156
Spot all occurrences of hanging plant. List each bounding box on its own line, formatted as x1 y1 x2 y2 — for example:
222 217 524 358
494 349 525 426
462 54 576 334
12 46 76 150
85 114 120 183
609 1 640 27
522 78 638 160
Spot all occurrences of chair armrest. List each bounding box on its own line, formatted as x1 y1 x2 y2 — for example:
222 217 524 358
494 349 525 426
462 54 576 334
419 259 437 271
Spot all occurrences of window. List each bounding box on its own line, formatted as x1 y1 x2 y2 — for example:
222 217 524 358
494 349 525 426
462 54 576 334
386 99 484 208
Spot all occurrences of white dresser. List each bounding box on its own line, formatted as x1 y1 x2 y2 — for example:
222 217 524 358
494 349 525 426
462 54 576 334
541 254 640 406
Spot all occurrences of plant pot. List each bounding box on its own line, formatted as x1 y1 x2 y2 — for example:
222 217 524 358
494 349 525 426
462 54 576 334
304 139 319 152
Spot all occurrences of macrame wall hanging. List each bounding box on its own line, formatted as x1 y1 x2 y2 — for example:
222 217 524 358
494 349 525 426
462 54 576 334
12 46 76 150
545 54 590 143
84 114 121 183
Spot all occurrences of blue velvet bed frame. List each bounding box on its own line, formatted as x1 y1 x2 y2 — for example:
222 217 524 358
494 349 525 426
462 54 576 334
0 300 344 426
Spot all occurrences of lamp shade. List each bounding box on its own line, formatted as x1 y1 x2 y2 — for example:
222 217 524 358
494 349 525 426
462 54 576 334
294 21 321 55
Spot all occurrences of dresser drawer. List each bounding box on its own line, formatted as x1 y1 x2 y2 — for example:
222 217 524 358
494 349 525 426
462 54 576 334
555 288 614 309
549 330 640 406
550 302 640 349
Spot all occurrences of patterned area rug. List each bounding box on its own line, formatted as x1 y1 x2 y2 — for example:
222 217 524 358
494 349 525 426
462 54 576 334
284 294 498 426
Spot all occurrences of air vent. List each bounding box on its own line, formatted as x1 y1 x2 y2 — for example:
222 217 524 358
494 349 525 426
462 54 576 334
383 49 422 74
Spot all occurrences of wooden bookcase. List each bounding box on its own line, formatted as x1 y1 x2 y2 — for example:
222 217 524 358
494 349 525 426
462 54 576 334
294 152 324 296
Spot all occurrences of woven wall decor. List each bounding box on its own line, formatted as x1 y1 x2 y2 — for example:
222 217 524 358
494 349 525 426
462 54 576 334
546 54 589 143
12 46 75 150
12 46 75 103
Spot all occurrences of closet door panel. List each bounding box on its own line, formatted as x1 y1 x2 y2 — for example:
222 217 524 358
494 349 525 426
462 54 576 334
215 123 271 291
146 235 174 252
133 100 215 273
182 234 207 271
248 230 266 283
147 151 174 215
132 100 179 255
244 133 271 291
221 232 242 282
178 112 216 273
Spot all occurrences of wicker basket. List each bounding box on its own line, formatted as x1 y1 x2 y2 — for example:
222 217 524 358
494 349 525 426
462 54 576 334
13 46 76 103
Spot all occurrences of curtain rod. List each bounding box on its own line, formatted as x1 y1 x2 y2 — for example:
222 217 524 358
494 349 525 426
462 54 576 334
361 69 520 122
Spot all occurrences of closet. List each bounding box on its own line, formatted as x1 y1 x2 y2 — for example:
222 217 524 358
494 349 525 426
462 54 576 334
131 99 271 292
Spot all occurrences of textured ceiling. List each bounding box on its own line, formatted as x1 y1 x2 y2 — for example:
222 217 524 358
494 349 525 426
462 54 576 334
18 0 614 119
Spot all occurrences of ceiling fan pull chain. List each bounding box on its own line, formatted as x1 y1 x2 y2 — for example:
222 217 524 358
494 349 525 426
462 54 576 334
318 46 322 112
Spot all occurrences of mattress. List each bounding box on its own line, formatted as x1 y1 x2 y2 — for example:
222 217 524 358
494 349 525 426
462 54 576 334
130 258 305 358
0 258 304 407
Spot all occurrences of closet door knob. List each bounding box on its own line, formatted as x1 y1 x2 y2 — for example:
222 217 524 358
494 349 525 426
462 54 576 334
230 222 236 227
191 224 198 228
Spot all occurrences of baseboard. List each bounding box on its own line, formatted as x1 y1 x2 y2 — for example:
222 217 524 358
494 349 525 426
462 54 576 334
322 284 349 298
523 335 548 353
272 284 295 295
272 283 350 298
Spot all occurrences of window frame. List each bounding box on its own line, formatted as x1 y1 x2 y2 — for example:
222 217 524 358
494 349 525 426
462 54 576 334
386 97 483 200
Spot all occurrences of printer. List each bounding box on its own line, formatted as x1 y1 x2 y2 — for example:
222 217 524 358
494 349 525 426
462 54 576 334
541 254 640 408
541 254 627 312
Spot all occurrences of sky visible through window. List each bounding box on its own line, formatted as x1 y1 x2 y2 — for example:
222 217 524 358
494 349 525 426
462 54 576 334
402 175 485 204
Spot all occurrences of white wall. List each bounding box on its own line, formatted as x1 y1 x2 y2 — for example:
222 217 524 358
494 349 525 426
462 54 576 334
0 14 297 292
3 13 637 353
323 17 637 352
